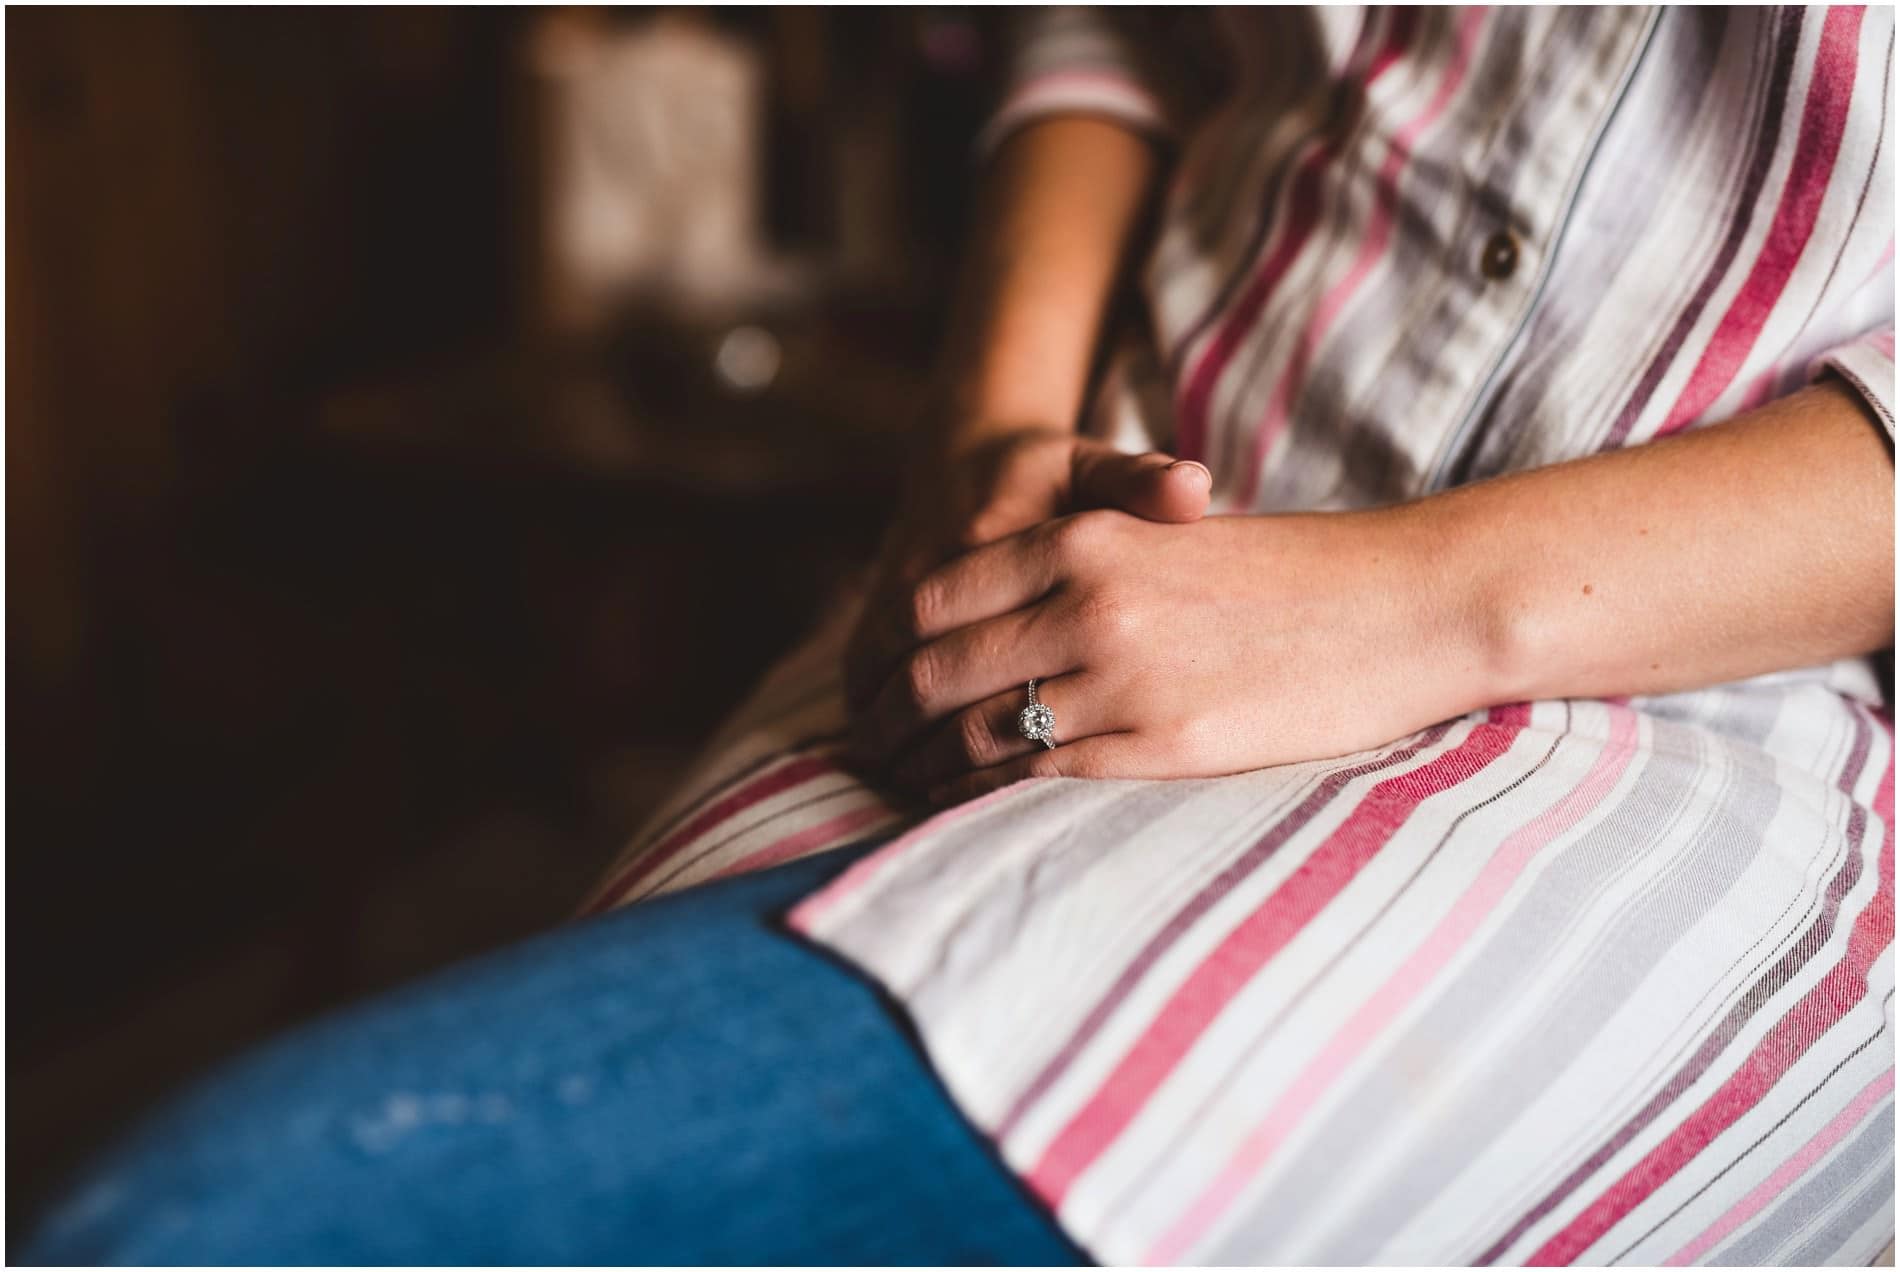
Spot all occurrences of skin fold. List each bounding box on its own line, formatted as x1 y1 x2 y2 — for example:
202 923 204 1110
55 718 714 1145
843 118 1895 805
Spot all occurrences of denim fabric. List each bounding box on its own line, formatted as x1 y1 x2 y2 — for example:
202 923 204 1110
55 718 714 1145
22 842 1087 1266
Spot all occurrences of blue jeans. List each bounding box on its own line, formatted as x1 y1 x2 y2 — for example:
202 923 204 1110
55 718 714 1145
23 843 1087 1265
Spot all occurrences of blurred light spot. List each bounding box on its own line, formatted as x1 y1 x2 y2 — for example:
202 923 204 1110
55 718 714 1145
713 325 781 395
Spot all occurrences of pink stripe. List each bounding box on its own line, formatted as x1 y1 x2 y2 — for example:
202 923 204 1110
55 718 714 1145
1238 7 1485 505
1659 6 1865 436
1872 240 1896 283
1023 704 1531 1207
1737 361 1789 413
1663 1067 1894 1266
1529 721 1895 1264
1172 10 1418 465
998 68 1167 112
787 779 1038 932
705 802 897 884
1147 705 1640 1264
984 71 1172 147
581 753 838 914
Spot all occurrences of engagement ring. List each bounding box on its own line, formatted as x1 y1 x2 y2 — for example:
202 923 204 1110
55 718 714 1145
1018 679 1057 750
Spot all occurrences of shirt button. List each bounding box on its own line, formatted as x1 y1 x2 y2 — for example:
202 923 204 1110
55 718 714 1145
1480 230 1519 281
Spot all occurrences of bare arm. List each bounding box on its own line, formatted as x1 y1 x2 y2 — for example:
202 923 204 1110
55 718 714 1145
844 117 1208 711
1433 380 1894 706
928 117 1160 452
854 381 1894 797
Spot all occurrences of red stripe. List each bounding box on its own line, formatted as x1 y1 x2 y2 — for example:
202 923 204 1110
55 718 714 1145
1526 719 1895 1264
788 779 1029 931
705 802 896 883
580 753 837 914
1238 7 1486 505
1658 6 1866 436
1024 703 1531 1205
1172 9 1419 465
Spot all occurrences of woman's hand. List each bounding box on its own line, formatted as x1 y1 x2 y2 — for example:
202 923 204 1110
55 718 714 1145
849 381 1895 806
848 505 1493 804
842 427 1212 711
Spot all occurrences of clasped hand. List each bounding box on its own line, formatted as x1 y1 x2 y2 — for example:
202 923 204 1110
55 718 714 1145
843 428 1489 805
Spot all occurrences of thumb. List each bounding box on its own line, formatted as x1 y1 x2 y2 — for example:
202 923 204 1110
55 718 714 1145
1069 443 1212 523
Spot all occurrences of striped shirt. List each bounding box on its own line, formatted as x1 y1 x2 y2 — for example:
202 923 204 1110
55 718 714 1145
586 7 1895 1263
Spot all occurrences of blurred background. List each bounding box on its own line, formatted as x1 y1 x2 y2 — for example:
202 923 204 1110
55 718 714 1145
9 6 1007 1230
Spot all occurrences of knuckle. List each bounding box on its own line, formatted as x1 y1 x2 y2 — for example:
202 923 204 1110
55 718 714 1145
956 708 1000 766
997 436 1048 481
902 649 940 712
905 579 942 638
1164 713 1221 765
1026 750 1068 781
1048 508 1119 565
1074 587 1141 648
958 508 1008 550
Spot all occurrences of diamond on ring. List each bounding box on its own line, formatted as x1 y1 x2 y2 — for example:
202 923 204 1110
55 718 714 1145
1018 678 1057 749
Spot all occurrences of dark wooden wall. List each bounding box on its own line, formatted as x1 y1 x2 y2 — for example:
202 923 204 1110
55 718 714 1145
9 6 990 1232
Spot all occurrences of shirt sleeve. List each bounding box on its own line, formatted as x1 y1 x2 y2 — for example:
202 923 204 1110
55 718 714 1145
977 7 1182 157
1811 325 1895 441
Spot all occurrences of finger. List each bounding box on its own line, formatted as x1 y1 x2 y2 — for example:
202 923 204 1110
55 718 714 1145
924 731 1152 807
1070 444 1211 524
844 549 928 712
850 523 1070 715
890 671 1111 792
852 599 1080 764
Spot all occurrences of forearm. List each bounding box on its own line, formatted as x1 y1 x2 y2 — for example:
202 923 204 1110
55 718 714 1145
930 117 1160 454
1413 381 1895 709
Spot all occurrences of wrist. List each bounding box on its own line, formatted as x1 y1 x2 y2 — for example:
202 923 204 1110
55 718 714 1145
1378 493 1539 715
921 410 1070 468
1406 482 1550 711
927 355 1085 451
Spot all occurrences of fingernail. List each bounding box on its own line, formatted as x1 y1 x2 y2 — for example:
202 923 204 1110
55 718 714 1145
1168 460 1212 485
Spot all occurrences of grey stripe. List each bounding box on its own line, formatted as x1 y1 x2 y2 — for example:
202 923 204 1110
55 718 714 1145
1418 4 1665 493
1096 705 1571 1222
1205 7 1464 488
900 780 1211 1009
636 780 865 900
837 749 1327 984
1457 7 1732 482
1266 8 1644 509
1786 1158 1896 1267
1786 1148 1892 1270
1213 700 1783 1263
1161 9 1363 369
1600 5 1810 450
1517 6 1771 463
1246 7 1546 506
1711 1095 1894 1265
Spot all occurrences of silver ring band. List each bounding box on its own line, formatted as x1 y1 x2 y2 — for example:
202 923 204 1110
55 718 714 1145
1018 678 1057 750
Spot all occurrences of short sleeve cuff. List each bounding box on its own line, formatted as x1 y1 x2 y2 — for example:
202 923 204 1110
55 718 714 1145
977 7 1179 159
1812 326 1895 440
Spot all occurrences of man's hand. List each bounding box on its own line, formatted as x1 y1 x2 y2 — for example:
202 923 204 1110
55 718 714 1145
842 426 1212 717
